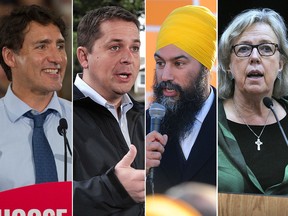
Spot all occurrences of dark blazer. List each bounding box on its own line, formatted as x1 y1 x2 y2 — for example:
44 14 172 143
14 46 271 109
73 85 145 216
146 87 217 194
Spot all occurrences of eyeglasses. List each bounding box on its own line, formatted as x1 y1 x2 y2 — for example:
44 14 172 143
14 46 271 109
232 43 279 57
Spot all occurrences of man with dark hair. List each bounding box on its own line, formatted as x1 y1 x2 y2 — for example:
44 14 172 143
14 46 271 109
73 6 145 216
0 5 72 191
146 5 217 194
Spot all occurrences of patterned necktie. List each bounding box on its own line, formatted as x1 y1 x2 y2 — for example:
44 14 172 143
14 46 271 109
24 109 58 183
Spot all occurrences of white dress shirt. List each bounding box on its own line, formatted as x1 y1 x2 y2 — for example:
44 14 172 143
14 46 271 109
74 73 132 146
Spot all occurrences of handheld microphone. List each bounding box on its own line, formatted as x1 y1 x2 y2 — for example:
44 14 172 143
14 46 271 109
57 118 72 181
149 103 166 132
263 97 288 146
148 103 166 194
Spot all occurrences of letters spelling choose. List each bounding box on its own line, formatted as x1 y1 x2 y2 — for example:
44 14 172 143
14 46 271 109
0 209 67 216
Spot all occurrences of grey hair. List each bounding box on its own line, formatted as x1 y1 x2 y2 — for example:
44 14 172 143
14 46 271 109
218 8 288 99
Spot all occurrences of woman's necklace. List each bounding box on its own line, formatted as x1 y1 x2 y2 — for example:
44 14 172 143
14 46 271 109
233 100 271 151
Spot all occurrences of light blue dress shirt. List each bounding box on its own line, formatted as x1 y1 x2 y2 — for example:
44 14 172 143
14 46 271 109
0 85 72 191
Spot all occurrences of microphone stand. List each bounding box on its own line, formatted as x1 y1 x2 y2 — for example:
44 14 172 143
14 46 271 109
62 128 67 181
269 105 288 146
263 97 288 146
58 119 72 182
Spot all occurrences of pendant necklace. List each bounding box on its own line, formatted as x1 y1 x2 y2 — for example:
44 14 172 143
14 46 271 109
233 100 271 151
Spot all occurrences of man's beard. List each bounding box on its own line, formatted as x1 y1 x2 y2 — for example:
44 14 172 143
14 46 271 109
153 70 208 143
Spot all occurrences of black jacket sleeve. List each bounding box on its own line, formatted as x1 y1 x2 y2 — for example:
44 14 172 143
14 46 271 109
73 166 142 216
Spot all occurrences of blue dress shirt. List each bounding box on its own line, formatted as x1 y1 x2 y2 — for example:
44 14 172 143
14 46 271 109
0 85 72 191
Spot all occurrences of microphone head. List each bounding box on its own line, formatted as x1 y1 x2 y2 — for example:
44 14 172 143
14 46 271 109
59 118 68 130
149 103 166 120
57 118 68 136
263 97 273 109
57 125 63 136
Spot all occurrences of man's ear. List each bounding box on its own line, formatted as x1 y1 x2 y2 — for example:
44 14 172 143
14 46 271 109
203 66 210 74
2 47 16 68
77 46 89 69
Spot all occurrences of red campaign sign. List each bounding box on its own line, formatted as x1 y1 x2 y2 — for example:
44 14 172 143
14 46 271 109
0 182 72 216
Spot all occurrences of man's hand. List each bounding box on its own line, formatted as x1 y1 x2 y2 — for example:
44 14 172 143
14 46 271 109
115 145 145 203
146 131 168 175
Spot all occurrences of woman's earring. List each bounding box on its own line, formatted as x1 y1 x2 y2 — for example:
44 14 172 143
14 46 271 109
277 70 282 80
227 71 234 80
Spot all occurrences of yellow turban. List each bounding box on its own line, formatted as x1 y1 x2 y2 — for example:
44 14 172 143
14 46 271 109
156 5 216 70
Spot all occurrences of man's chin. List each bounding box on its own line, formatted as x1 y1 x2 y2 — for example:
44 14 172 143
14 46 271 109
157 96 179 112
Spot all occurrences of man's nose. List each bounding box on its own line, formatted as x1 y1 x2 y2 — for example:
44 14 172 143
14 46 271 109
161 64 174 81
120 48 133 64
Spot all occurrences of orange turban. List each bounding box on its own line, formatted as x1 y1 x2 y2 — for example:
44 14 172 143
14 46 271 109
156 5 216 70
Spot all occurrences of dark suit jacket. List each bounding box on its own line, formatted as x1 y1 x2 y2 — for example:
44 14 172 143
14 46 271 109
146 87 217 194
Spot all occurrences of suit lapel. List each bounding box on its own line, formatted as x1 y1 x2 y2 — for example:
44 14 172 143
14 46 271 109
183 95 216 181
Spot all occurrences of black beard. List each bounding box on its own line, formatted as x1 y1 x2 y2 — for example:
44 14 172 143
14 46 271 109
153 71 208 143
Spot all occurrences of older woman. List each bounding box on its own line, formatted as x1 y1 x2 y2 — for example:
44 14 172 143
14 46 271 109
218 8 288 194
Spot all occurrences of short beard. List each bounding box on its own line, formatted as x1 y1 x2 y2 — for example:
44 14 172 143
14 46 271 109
153 68 208 143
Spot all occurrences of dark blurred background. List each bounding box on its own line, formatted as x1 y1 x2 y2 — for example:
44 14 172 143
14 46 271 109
218 0 288 39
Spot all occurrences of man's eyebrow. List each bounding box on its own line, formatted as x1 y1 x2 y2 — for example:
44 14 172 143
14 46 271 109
133 39 141 44
154 53 189 60
56 38 65 43
34 39 52 44
107 39 141 43
174 55 189 60
33 38 65 44
154 53 162 59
